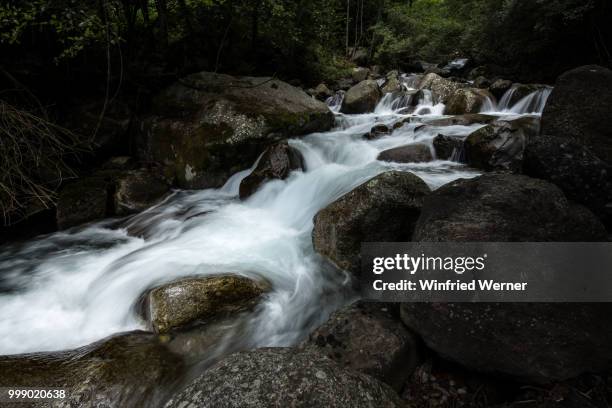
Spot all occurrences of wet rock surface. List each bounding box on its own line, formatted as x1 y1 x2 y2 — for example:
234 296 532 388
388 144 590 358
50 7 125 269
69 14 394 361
418 73 467 104
304 301 419 391
313 171 430 275
423 113 497 127
464 117 539 172
163 347 406 408
377 144 433 163
433 134 464 161
239 141 304 199
444 88 494 115
141 275 268 333
114 169 171 215
0 331 184 408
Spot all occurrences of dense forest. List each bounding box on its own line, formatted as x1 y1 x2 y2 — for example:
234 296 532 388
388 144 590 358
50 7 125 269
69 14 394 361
0 0 611 230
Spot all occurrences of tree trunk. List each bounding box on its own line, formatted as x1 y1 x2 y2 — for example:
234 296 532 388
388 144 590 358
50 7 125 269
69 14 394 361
346 0 350 56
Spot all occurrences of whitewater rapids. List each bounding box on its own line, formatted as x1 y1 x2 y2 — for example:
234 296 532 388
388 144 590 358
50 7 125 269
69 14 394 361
0 79 548 355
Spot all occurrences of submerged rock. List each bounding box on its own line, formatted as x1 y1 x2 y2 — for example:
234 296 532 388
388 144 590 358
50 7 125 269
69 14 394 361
377 144 433 163
444 88 494 115
163 347 405 408
304 301 419 391
137 72 333 189
364 124 392 140
464 117 539 172
239 141 304 199
541 65 612 164
340 80 382 114
413 173 607 242
0 331 184 408
141 275 268 333
433 134 464 161
423 113 497 127
313 171 430 275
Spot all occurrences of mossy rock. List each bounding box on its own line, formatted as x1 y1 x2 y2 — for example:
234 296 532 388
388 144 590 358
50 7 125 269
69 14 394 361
0 331 184 408
137 72 333 189
141 275 270 333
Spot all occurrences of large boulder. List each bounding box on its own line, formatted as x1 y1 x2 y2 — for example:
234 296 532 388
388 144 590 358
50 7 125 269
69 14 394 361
400 302 612 384
239 141 304 199
541 65 612 164
140 275 268 333
418 73 467 104
464 117 540 172
163 347 405 408
523 135 612 217
137 72 333 189
405 173 610 383
444 88 495 115
304 301 419 391
413 173 607 242
377 144 433 163
340 80 382 114
0 332 184 408
313 171 430 276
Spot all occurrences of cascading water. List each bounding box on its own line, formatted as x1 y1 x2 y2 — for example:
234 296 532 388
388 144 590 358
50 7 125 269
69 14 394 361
483 86 553 115
0 77 544 357
325 91 344 112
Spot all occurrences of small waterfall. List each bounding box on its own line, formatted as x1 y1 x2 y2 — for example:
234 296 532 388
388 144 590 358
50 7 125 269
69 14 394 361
496 87 517 111
508 87 552 114
450 145 467 163
484 86 553 115
325 91 345 112
400 73 422 90
480 94 496 112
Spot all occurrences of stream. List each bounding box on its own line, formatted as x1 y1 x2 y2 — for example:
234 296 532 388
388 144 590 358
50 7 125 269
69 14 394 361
0 77 550 356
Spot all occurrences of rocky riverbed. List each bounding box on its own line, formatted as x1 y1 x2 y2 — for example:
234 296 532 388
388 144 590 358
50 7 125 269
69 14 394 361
0 64 611 407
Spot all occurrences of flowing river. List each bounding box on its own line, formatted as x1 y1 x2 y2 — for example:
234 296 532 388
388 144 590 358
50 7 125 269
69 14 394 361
0 77 550 356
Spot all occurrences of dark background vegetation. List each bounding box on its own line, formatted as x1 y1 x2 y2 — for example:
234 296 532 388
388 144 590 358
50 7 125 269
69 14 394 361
0 0 611 228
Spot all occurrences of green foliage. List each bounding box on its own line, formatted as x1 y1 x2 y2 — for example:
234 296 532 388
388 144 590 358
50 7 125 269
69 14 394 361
0 0 122 63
